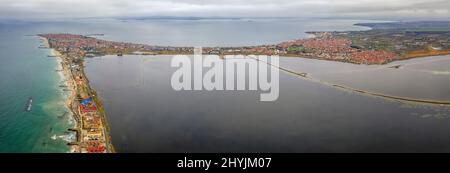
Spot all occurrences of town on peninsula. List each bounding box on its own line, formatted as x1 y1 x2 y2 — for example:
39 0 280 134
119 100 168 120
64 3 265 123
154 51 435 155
39 21 450 153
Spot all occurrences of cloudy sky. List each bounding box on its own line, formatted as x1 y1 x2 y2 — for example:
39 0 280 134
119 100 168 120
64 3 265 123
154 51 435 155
0 0 449 20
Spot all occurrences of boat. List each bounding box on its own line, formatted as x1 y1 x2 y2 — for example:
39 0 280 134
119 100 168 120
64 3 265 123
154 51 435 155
25 96 33 112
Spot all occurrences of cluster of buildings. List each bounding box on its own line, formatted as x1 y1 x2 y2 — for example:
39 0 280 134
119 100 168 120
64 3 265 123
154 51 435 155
40 34 193 58
78 97 107 153
203 46 277 56
40 33 407 65
246 45 278 55
395 32 450 52
41 29 450 65
350 50 396 64
41 34 112 153
66 59 108 153
277 37 358 59
202 34 400 64
42 33 144 49
333 29 450 59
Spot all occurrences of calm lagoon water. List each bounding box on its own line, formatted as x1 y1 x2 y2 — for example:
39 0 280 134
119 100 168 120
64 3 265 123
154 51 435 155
85 55 450 152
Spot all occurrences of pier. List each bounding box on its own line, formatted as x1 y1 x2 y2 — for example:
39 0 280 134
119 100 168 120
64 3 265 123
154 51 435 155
254 56 450 106
333 84 450 105
68 128 81 145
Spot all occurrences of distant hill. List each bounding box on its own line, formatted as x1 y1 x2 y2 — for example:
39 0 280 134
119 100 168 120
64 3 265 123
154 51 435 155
355 21 450 31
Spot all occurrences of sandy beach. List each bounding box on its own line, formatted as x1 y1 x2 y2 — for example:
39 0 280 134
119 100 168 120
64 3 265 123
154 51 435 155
49 46 79 152
42 35 113 153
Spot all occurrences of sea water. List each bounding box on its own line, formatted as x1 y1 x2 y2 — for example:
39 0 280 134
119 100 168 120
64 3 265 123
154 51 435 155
0 23 73 152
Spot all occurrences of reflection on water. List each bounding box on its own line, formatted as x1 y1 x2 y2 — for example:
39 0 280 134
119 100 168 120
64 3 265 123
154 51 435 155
86 55 450 153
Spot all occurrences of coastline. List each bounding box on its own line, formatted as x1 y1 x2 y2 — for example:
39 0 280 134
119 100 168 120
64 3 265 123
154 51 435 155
38 27 449 152
52 50 78 153
48 44 78 153
43 37 114 153
42 37 78 152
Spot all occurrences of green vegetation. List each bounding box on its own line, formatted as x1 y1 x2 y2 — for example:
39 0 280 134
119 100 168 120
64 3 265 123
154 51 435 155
287 46 304 52
287 46 312 53
92 90 116 153
334 21 450 56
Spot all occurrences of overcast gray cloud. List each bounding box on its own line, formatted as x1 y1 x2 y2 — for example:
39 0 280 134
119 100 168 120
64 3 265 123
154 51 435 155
0 0 449 20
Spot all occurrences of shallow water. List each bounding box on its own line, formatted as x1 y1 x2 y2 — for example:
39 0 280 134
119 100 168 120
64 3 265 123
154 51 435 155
0 29 73 152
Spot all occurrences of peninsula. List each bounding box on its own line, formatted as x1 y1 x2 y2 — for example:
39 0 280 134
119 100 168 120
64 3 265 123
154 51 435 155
41 21 450 65
38 21 450 153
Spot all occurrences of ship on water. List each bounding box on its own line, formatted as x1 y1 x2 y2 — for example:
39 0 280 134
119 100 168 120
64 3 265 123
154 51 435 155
25 96 32 112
